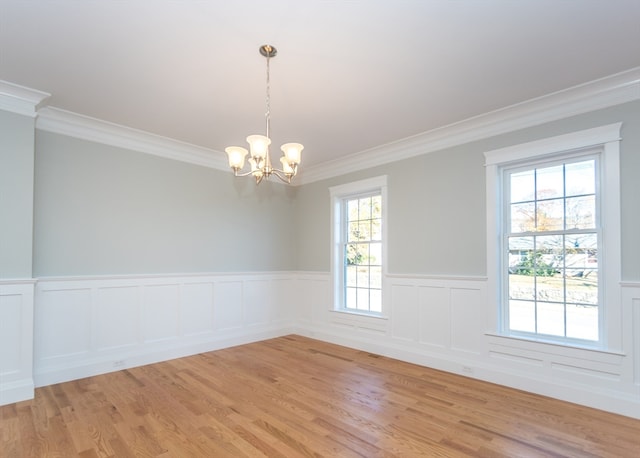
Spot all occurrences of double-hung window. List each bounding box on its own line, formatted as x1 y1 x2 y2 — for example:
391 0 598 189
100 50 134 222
330 176 387 316
485 124 621 349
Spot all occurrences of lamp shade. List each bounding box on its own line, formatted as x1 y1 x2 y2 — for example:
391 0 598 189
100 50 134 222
281 143 303 165
246 135 271 159
280 156 294 175
225 146 248 169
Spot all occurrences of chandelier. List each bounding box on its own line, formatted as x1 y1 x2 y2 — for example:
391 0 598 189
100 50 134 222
225 45 303 185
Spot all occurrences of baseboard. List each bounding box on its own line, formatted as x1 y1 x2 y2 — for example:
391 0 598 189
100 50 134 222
0 378 34 405
35 324 296 388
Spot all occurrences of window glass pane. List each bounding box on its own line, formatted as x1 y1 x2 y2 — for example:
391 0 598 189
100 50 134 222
347 199 358 221
508 236 533 275
510 170 535 203
346 265 357 287
565 270 598 305
509 300 535 332
346 287 357 309
356 243 369 265
371 218 382 241
566 160 595 197
566 303 598 341
348 222 359 242
536 235 562 273
370 243 382 265
359 197 371 220
370 266 382 289
537 301 565 336
371 195 382 218
536 165 563 200
537 198 564 231
509 271 534 300
566 195 595 229
536 276 563 303
370 290 382 313
345 244 354 265
358 221 371 240
356 288 369 310
357 266 370 288
510 202 535 233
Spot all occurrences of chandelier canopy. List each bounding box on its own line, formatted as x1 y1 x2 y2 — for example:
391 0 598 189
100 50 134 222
225 45 303 185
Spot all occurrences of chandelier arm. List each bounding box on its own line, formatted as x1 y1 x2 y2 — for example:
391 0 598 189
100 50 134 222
233 169 260 178
270 168 294 184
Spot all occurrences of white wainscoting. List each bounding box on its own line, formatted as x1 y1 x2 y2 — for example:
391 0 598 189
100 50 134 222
0 280 35 405
33 273 296 388
7 272 640 419
294 273 640 419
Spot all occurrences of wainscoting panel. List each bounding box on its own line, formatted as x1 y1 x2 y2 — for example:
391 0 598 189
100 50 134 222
143 284 180 343
390 284 419 342
0 280 35 405
214 280 243 331
450 287 484 355
36 288 92 359
33 273 296 388
418 286 449 348
181 282 215 337
95 286 139 350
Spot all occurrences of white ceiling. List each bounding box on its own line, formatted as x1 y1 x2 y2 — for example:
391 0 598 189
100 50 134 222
1 1 639 170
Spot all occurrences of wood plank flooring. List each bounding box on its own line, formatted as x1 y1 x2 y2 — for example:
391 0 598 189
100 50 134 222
1 335 639 457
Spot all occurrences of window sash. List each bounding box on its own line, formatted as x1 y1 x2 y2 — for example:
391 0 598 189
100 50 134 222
340 194 383 313
500 153 603 344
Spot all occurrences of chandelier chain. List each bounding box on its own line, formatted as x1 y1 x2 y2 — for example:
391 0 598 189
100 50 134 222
265 50 271 140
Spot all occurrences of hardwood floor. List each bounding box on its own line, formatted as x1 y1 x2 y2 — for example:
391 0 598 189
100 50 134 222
1 335 639 457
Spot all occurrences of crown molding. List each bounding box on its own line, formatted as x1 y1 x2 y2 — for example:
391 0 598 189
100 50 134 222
0 80 50 117
8 66 639 183
297 66 640 185
36 107 228 171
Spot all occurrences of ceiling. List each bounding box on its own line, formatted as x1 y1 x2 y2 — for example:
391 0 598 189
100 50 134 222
1 0 639 171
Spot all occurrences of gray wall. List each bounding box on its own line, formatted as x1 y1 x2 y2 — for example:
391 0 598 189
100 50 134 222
33 131 298 276
21 100 640 279
294 100 640 280
0 110 35 279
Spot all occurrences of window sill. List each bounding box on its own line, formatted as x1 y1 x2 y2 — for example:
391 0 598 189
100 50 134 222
485 332 625 357
331 309 389 320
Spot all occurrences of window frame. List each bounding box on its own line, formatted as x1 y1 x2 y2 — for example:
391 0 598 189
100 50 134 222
330 175 388 317
484 124 621 350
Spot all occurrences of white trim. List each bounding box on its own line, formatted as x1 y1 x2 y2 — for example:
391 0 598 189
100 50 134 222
386 273 487 282
484 123 622 166
36 106 229 171
298 67 639 184
0 80 50 117
0 281 35 405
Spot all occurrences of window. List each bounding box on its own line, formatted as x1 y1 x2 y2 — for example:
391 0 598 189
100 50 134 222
485 124 621 349
330 176 387 316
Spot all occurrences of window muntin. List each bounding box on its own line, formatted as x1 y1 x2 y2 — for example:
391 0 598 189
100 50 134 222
504 156 600 342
